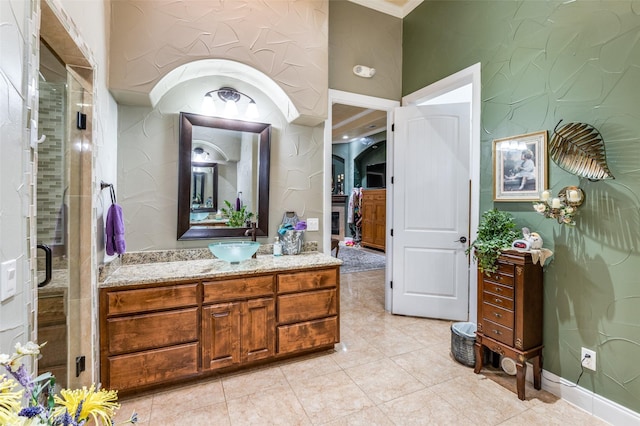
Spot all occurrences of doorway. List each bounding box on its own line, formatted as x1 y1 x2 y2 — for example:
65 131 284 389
37 2 95 389
324 90 399 311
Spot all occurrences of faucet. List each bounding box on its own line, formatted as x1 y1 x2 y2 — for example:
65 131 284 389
245 222 258 258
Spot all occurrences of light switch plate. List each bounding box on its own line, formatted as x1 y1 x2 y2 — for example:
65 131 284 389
307 218 319 231
1 259 17 302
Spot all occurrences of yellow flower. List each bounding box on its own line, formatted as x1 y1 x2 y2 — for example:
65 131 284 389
53 384 120 425
0 376 23 425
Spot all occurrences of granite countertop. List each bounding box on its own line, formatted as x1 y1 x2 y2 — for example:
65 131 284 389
37 269 69 294
100 252 342 288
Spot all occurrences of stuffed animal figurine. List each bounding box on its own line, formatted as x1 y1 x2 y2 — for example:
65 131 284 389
522 227 543 249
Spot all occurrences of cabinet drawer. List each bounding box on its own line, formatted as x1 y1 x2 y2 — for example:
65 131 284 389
483 263 514 286
278 269 337 293
482 281 514 299
483 319 513 346
38 324 67 367
106 284 198 316
277 316 338 354
277 289 337 324
482 303 514 329
203 275 274 303
107 342 198 390
107 307 198 354
38 293 66 327
483 290 514 311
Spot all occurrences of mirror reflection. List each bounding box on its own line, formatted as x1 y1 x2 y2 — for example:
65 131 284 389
177 112 270 240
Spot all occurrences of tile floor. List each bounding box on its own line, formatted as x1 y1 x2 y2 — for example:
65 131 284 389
114 269 608 425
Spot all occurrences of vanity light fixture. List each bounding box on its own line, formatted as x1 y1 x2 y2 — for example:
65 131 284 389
192 147 210 162
202 87 259 119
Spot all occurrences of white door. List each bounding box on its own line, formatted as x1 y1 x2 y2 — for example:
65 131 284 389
392 103 470 321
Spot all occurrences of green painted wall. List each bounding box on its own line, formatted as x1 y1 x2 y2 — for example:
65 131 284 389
404 0 640 413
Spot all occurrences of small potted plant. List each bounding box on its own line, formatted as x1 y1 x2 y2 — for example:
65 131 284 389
221 200 254 227
466 209 519 274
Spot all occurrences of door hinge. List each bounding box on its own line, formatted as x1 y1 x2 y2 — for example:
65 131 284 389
390 229 393 237
391 123 395 132
75 356 85 377
76 112 87 130
390 281 393 289
391 176 394 184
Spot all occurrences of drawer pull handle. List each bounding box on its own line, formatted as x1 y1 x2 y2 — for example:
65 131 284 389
494 298 502 304
495 287 502 292
493 312 502 318
492 329 502 335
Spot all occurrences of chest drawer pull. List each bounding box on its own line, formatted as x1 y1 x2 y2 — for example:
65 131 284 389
492 329 502 336
494 298 502 304
493 312 502 318
494 286 502 292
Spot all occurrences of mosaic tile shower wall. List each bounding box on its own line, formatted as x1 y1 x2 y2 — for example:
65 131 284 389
37 81 66 248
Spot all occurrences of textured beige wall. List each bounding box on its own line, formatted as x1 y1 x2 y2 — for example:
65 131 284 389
0 0 34 353
118 77 325 251
109 0 328 125
329 1 402 100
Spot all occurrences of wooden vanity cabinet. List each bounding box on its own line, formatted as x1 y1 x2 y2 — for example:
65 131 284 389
473 250 543 400
276 268 340 354
100 265 340 393
201 275 275 370
99 282 200 392
38 289 67 388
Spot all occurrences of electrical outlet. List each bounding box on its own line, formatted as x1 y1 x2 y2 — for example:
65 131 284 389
581 347 596 371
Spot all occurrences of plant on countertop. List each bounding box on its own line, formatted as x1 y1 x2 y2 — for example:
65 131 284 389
0 341 137 425
221 199 254 227
466 209 519 275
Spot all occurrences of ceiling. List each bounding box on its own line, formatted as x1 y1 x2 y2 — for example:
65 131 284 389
348 0 423 18
332 104 387 144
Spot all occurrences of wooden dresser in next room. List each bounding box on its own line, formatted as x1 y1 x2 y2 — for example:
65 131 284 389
473 250 543 400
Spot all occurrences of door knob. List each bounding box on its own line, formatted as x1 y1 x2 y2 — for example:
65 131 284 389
455 236 467 243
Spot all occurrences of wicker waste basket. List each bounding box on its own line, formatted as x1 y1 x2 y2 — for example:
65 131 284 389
451 322 477 367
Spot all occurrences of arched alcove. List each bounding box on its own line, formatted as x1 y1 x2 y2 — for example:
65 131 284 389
149 59 300 123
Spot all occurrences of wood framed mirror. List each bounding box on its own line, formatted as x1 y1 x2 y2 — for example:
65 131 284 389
177 112 270 240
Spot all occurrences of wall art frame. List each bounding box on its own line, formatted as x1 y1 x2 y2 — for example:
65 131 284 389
493 130 548 202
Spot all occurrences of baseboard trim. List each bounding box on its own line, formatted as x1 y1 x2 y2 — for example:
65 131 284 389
538 369 640 425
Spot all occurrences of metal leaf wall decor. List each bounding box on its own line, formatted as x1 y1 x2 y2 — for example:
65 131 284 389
549 120 614 180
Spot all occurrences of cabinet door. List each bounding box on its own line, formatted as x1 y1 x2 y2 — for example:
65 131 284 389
242 298 275 363
202 302 242 370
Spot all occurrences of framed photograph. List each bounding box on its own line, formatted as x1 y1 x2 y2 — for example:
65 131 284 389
493 130 548 201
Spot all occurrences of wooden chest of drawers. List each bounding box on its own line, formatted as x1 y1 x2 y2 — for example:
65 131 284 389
474 250 543 400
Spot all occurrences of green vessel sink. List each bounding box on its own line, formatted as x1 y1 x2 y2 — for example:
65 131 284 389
208 241 260 264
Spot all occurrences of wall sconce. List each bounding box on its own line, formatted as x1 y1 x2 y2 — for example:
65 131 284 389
202 87 259 119
533 186 584 225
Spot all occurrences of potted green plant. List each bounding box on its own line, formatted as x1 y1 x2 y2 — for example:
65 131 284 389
466 209 519 274
221 200 254 227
